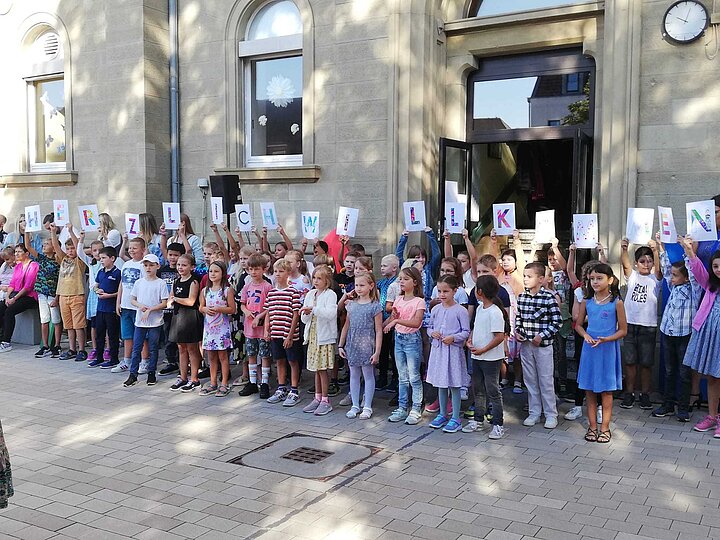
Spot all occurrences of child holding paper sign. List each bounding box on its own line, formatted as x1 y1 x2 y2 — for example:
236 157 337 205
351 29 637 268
619 237 662 410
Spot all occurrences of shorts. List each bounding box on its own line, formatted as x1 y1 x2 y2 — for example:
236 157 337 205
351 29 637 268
38 294 62 325
246 337 270 359
121 308 137 340
59 295 87 330
623 323 657 367
88 316 96 329
270 338 302 363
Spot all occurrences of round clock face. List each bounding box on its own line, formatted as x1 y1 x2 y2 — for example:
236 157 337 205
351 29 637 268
663 0 709 44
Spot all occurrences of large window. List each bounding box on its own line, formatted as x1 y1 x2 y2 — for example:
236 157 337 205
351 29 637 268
240 1 303 167
23 28 68 172
472 0 590 17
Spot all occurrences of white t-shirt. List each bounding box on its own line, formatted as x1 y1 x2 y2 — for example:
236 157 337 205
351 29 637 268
471 303 506 361
463 269 474 292
624 270 659 327
131 277 169 328
386 281 400 304
431 285 469 304
120 260 144 310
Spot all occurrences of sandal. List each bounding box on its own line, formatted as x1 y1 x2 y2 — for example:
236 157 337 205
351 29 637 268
584 427 598 442
215 385 230 397
596 430 612 443
199 384 218 396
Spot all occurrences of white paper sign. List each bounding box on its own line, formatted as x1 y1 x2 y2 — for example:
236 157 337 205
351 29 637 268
403 201 426 232
77 204 100 232
445 181 462 204
534 210 556 244
53 199 69 226
235 204 252 232
211 197 224 225
658 206 678 242
58 227 70 248
125 213 140 237
260 202 278 230
162 202 181 230
25 205 42 233
625 207 655 245
573 213 599 249
336 206 359 237
445 203 466 234
492 203 516 236
301 212 320 239
686 200 718 242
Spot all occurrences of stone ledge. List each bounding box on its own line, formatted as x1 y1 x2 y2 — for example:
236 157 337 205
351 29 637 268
0 171 79 188
214 165 321 184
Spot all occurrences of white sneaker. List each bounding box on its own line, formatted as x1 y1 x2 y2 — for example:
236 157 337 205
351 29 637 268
0 342 12 353
111 360 129 373
597 406 603 424
523 415 540 427
359 407 373 420
564 406 583 421
488 425 505 439
138 360 149 375
544 416 558 429
462 420 483 433
282 392 301 407
460 387 469 401
405 409 422 425
346 406 361 419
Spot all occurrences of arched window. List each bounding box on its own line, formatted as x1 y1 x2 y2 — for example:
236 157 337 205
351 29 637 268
239 0 303 167
472 0 589 17
23 26 69 172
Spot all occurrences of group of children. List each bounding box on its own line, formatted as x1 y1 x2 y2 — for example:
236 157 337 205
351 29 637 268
4 206 720 444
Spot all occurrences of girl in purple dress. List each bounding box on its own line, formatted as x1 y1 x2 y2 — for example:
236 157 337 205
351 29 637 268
426 275 470 433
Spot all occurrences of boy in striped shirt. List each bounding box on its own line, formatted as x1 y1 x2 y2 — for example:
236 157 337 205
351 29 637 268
264 258 303 406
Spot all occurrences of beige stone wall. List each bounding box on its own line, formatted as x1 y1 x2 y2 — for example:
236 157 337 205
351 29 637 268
0 1 167 231
636 0 720 231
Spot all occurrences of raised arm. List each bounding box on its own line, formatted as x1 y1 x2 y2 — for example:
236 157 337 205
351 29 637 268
210 224 230 261
443 229 452 258
647 238 662 281
567 243 579 285
395 231 408 266
463 228 478 268
620 238 632 279
23 232 39 259
159 223 169 263
277 224 294 251
119 233 130 262
550 237 567 271
596 241 608 264
50 224 62 258
223 223 240 253
426 227 441 275
512 229 527 271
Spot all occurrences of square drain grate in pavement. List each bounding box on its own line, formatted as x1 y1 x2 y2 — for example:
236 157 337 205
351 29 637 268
281 446 334 464
228 433 381 481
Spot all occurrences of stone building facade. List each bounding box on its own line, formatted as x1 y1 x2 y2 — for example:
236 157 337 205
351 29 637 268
0 0 718 259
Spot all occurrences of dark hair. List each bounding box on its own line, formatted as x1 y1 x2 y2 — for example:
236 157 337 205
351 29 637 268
178 253 196 267
713 194 720 208
129 236 146 248
315 240 329 253
399 267 423 298
42 213 54 225
525 261 546 277
167 242 186 255
355 255 373 271
634 246 653 262
345 251 361 261
584 263 621 300
500 249 516 261
407 245 427 261
205 260 229 294
247 253 266 269
275 242 288 251
474 275 510 334
671 260 689 280
13 244 29 254
99 246 117 259
437 274 459 290
709 250 720 293
351 243 365 255
478 254 498 270
440 256 463 282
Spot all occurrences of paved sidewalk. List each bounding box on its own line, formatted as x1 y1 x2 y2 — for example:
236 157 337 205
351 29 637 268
1 344 720 540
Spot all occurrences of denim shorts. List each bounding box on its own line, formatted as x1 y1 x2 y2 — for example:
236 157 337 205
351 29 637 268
121 308 137 340
270 338 303 363
246 337 271 359
623 323 657 367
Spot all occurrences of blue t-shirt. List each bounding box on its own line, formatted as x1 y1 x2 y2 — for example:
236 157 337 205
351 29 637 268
96 267 121 313
468 285 511 309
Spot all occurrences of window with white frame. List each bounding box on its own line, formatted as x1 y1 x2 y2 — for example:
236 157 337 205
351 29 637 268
24 28 67 172
240 0 303 167
472 0 591 17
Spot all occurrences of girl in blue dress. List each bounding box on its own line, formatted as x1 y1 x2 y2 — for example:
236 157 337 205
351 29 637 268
575 263 627 443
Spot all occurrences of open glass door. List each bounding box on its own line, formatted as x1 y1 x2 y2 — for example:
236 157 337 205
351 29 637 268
438 138 472 231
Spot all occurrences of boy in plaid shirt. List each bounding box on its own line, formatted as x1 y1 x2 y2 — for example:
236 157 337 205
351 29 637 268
515 262 562 429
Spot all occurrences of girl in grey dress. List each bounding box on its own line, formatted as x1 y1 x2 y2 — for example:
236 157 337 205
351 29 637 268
339 273 384 419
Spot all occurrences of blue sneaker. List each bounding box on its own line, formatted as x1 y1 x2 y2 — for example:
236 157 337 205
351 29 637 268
58 350 77 361
88 358 103 368
442 418 462 433
388 408 409 423
99 360 119 369
429 415 448 429
677 410 690 422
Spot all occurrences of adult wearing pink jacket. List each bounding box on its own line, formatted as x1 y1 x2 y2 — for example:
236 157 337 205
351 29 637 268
0 244 39 352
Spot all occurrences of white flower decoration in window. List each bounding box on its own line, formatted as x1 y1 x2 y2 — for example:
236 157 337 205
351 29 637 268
258 115 268 126
266 75 295 108
290 123 299 135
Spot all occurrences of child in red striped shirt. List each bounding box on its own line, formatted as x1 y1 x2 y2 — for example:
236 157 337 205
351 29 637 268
264 259 303 406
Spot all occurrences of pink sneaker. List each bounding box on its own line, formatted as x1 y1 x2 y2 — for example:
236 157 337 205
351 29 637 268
87 349 97 361
693 415 718 432
714 424 720 439
425 399 440 413
103 349 111 361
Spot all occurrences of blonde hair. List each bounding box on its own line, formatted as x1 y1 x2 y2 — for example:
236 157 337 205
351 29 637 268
312 265 334 290
354 272 379 302
274 258 293 272
381 254 399 268
239 245 255 257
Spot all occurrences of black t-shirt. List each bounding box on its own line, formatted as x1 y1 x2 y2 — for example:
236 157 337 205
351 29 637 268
159 265 178 313
468 285 511 309
335 271 354 291
172 275 200 313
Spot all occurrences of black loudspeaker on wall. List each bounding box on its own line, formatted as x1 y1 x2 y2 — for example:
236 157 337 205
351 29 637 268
209 175 242 214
